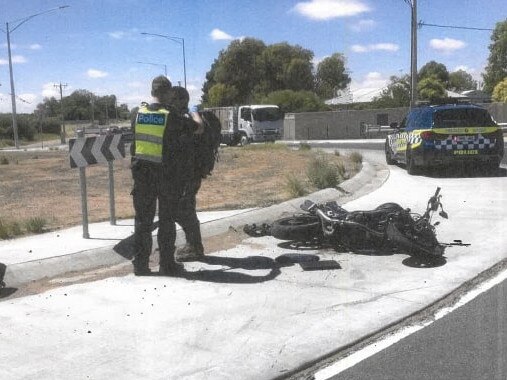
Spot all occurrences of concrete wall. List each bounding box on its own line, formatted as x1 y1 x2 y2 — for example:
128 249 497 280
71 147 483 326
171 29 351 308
485 102 507 124
284 107 408 140
283 102 507 140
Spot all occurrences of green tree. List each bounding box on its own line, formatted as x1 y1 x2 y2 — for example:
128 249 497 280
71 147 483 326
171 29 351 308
315 53 351 99
283 58 314 92
492 77 507 102
418 61 450 87
204 38 266 105
372 75 411 108
448 70 477 92
255 42 314 95
35 97 60 118
201 38 340 106
417 75 448 102
483 19 507 94
207 83 240 107
259 90 327 113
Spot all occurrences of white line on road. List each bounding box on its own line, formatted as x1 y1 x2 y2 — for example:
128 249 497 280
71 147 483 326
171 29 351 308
314 266 507 380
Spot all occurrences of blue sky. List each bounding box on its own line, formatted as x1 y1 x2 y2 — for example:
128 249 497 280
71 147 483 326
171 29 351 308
0 0 505 113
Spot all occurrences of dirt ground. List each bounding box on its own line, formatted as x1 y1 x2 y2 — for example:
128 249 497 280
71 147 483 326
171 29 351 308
0 144 360 236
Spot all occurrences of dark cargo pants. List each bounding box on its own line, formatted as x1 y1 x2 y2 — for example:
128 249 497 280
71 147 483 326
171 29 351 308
175 178 203 250
131 161 179 270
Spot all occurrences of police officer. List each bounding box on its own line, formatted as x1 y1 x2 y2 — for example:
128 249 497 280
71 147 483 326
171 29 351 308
131 76 194 275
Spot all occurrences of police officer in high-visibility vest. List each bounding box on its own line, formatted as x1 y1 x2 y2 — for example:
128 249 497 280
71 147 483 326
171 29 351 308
130 76 196 275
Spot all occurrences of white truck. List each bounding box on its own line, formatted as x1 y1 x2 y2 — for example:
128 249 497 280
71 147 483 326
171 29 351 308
204 105 283 145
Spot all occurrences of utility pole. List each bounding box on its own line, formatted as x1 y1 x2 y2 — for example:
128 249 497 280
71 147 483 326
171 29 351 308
90 95 95 126
409 0 418 108
3 6 70 149
105 100 109 125
54 82 68 144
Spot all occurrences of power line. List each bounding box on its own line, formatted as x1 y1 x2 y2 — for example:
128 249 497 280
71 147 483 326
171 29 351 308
418 21 493 31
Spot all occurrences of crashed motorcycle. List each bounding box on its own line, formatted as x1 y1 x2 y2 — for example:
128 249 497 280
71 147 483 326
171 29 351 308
268 187 448 257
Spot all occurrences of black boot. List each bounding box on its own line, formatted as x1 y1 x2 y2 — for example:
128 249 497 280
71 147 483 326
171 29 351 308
159 254 184 276
132 256 152 276
176 243 204 262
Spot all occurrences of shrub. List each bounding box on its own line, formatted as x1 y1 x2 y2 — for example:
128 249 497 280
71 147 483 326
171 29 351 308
243 143 288 152
307 155 341 189
349 151 363 164
0 219 10 239
10 222 22 237
0 156 9 165
285 173 308 197
299 143 312 151
25 217 47 234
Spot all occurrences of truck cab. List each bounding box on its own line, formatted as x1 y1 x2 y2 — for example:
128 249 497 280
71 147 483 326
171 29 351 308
238 105 283 143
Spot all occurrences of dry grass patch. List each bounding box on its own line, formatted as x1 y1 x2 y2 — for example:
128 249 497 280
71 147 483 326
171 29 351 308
0 145 360 237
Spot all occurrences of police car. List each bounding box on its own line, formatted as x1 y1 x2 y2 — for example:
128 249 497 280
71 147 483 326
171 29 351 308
385 102 504 174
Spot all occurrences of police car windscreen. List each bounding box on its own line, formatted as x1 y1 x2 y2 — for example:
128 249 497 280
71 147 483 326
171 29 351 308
252 108 283 122
433 109 494 128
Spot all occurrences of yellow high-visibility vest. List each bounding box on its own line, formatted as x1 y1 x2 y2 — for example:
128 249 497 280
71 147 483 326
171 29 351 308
134 105 170 163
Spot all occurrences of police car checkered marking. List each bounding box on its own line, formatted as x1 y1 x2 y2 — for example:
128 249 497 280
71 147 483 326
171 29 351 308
434 136 496 151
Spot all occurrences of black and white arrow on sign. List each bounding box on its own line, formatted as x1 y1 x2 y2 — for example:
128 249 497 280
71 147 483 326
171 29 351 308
69 134 125 168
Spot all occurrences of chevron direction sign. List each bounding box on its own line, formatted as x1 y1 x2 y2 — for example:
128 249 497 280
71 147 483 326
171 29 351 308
69 134 125 168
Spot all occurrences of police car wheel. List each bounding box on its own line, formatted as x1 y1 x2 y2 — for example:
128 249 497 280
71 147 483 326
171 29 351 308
406 150 419 175
385 142 396 165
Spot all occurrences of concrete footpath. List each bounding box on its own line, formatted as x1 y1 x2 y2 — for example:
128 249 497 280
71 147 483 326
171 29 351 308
1 160 386 288
1 160 506 380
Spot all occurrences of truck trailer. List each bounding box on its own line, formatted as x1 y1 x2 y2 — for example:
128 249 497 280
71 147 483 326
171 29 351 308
204 105 283 145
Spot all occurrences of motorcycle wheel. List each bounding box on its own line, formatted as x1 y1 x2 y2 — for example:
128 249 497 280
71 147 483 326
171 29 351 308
271 215 321 241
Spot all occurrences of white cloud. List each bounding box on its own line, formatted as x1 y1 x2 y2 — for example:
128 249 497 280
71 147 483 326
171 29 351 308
0 92 37 113
453 65 477 75
312 55 330 68
186 83 202 109
127 81 144 88
349 19 376 32
210 28 234 41
453 65 482 83
351 43 399 53
0 55 27 65
42 83 60 98
430 38 466 53
349 72 389 102
29 44 42 50
351 44 368 53
109 31 126 39
293 0 370 21
87 69 108 78
2 43 17 49
109 28 139 40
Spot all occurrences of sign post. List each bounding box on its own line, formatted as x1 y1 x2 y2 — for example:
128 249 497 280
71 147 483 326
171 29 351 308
69 132 125 238
108 160 116 225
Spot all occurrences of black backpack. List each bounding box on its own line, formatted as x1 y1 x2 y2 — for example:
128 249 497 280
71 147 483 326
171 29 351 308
195 111 222 178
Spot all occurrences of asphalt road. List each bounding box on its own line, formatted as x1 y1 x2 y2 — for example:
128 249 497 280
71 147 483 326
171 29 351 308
329 277 507 380
298 141 507 380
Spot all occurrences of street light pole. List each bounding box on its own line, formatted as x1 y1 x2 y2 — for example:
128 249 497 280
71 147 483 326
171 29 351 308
4 5 69 149
140 32 187 89
6 22 19 148
405 0 418 108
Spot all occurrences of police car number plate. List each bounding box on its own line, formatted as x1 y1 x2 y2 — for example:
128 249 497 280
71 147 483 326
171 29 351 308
455 135 475 142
